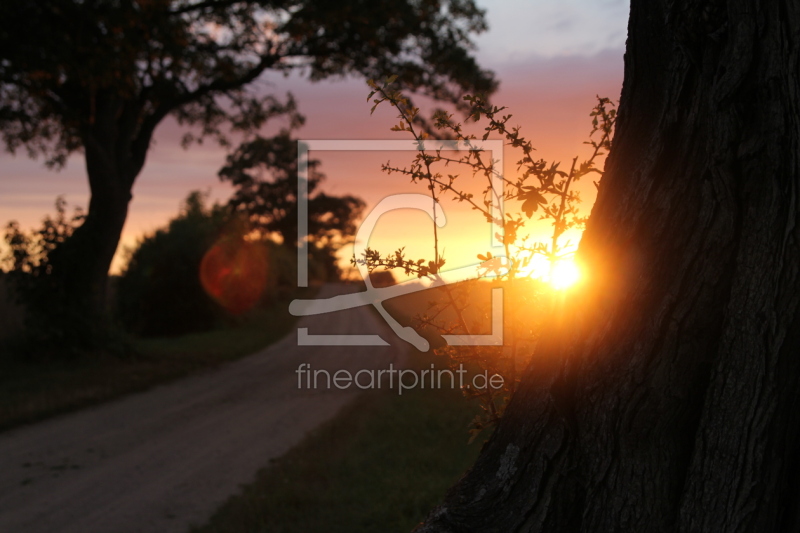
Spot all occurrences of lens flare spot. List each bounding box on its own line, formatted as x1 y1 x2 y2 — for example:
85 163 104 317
200 238 269 315
550 261 581 290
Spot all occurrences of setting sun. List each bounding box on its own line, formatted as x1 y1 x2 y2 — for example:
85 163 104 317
550 261 581 290
516 254 581 290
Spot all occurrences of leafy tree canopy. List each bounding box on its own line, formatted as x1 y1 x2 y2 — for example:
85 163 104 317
219 130 364 250
0 0 497 170
0 0 496 349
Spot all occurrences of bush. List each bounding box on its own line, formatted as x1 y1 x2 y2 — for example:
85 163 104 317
115 191 336 338
1 196 99 358
0 272 25 346
116 192 230 337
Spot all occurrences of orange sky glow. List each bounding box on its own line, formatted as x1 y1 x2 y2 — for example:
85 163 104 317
0 3 626 284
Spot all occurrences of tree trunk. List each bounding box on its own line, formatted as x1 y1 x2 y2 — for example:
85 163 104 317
61 173 131 321
416 0 800 531
48 95 141 349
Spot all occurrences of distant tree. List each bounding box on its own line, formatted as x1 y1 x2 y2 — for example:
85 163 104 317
219 130 364 257
0 0 496 344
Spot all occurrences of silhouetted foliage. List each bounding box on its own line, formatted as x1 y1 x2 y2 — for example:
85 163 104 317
0 272 25 345
0 0 496 344
359 81 615 436
220 131 365 251
116 192 228 337
115 190 343 338
0 197 108 358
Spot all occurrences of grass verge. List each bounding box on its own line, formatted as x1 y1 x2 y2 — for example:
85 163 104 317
0 288 314 432
191 350 482 533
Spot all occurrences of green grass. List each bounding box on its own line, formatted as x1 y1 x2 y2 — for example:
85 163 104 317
191 350 482 533
0 288 314 432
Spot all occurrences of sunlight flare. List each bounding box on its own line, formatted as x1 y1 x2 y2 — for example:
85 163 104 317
515 254 581 290
550 260 581 290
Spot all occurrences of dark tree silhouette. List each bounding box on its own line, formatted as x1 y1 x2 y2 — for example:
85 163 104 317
416 1 800 531
0 0 495 340
219 131 364 252
115 191 227 337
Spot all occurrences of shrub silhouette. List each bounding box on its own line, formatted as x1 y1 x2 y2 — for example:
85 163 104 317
115 191 334 337
116 192 230 337
1 196 99 358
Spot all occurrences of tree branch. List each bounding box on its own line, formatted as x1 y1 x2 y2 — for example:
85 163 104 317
129 53 281 184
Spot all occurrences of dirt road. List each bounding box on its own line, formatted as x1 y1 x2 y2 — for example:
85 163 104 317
0 284 405 533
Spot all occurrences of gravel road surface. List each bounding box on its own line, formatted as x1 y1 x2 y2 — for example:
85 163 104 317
0 284 405 533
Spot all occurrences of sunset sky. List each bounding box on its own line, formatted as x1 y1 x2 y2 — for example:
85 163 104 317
0 0 628 276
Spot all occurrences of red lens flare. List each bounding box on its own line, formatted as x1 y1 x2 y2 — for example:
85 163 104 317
200 238 269 315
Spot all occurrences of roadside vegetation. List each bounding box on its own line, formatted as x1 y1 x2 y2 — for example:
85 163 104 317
192 349 482 533
0 288 313 432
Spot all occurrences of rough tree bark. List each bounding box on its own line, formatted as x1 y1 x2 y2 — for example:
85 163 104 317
417 0 800 531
